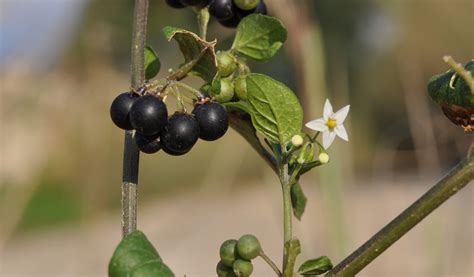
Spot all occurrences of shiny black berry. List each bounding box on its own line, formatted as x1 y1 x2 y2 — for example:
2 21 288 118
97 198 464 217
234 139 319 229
110 92 139 130
209 0 235 21
160 113 200 156
218 14 241 28
192 102 228 141
129 95 168 136
166 0 186 8
180 0 209 6
135 133 161 154
254 0 267 14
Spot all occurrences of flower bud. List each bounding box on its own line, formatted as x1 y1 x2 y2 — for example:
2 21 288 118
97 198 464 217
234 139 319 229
318 152 329 164
291 135 304 147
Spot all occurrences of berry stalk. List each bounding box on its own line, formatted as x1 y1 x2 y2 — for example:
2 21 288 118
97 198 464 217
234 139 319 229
121 0 149 238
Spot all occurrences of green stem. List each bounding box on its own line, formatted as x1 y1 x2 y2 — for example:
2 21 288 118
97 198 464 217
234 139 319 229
174 81 205 100
197 7 210 40
279 148 294 274
122 0 148 238
259 251 282 276
326 155 474 276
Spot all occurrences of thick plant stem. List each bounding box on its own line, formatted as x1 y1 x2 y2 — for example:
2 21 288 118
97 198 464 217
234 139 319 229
326 156 474 276
279 152 293 274
122 0 148 238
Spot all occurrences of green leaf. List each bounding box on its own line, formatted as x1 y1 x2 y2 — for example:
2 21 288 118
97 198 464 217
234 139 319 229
298 256 333 275
232 14 287 62
427 59 474 109
291 182 307 221
163 26 217 83
144 46 161 80
223 101 252 114
246 73 303 144
109 230 174 277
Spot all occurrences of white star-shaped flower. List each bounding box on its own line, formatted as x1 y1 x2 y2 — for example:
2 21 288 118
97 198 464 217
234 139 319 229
305 99 350 149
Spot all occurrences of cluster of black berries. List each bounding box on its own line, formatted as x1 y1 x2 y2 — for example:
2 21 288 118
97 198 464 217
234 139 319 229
110 92 228 156
166 0 267 28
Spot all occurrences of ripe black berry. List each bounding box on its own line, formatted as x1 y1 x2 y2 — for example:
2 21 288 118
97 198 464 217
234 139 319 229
209 0 235 21
134 133 161 154
218 15 241 28
192 102 228 141
129 95 168 136
110 92 139 130
160 113 200 156
254 0 267 14
180 0 209 6
166 0 186 8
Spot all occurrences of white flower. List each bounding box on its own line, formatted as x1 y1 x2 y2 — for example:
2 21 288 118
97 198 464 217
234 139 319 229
305 99 350 149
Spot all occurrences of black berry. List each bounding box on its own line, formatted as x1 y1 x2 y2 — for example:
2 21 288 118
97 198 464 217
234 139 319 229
135 133 161 154
180 0 209 6
209 0 235 21
218 14 241 28
160 113 200 156
110 92 139 130
192 102 229 141
254 0 267 14
129 95 168 136
166 0 186 8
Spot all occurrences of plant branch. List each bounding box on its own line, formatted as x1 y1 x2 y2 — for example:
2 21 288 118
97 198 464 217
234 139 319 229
326 155 474 276
122 0 148 238
443 56 474 94
259 251 282 276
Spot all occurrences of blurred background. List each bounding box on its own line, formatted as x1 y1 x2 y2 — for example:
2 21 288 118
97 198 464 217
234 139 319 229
0 0 473 276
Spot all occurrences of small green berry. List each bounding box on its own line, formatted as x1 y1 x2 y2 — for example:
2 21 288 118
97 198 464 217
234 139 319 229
234 75 248 100
233 259 253 277
217 261 237 277
217 51 237 77
220 239 239 267
212 78 235 103
237 234 261 260
233 0 260 10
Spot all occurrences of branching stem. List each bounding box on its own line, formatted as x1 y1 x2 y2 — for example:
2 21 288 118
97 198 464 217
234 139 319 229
326 155 474 276
122 0 149 238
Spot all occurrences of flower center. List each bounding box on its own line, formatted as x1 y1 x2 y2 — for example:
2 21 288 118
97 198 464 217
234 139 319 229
326 118 337 129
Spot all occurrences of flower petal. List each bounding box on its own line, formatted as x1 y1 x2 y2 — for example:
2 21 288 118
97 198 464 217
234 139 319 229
322 130 337 149
305 118 328 132
335 124 349 141
334 105 350 123
323 99 333 120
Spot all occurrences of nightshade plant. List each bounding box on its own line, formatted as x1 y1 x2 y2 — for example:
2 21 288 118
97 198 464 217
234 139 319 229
108 1 474 276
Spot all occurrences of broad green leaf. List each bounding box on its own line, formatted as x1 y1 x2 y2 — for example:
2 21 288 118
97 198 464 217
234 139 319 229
291 182 307 221
298 256 333 275
163 26 217 83
427 59 474 109
232 14 287 62
144 46 161 80
109 230 174 277
246 73 303 144
223 101 252 114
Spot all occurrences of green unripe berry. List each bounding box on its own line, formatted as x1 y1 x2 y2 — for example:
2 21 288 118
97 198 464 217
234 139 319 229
217 51 237 77
233 259 253 277
237 234 261 260
233 0 260 10
217 261 237 277
234 75 248 100
220 239 239 267
211 78 235 103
